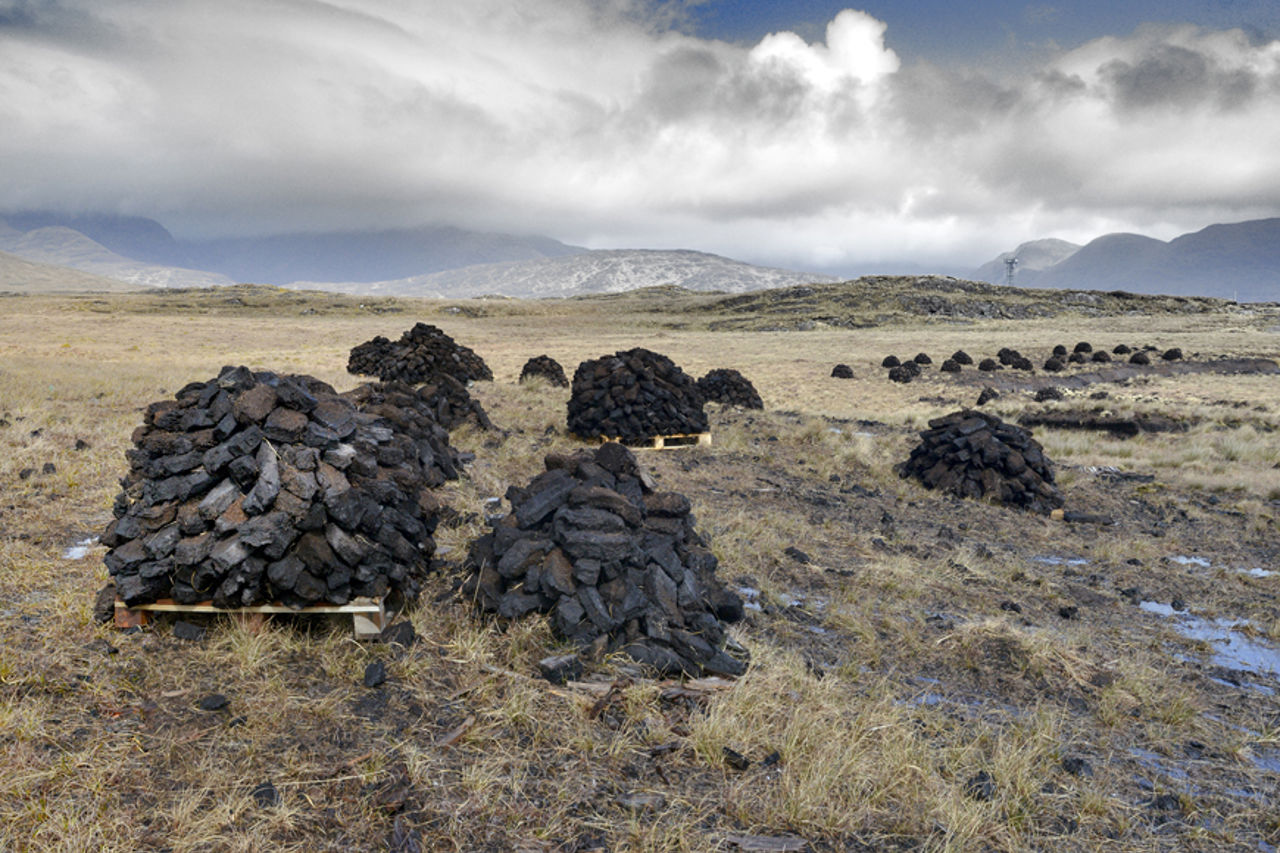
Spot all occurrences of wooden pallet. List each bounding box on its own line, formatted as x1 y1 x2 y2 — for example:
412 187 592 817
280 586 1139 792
587 432 711 450
113 596 388 638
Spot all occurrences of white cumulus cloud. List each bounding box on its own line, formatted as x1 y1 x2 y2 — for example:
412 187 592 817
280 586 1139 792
0 1 1277 271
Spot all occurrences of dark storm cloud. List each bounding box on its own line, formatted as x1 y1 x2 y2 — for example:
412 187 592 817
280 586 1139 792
1100 43 1263 110
0 3 1277 269
0 0 125 51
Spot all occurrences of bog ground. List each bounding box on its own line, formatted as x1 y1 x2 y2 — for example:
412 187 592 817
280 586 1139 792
2 284 1279 852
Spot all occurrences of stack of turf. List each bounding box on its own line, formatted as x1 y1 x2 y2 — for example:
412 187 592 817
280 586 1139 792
519 355 569 387
696 369 763 410
343 378 489 442
889 361 921 383
362 374 492 432
998 348 1034 371
346 335 396 378
347 323 493 384
567 348 707 441
464 443 747 676
102 366 459 609
896 410 1063 514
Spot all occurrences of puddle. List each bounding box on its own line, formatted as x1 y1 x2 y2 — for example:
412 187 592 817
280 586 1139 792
734 585 830 619
1140 601 1280 676
1240 568 1275 578
1251 751 1280 775
1171 555 1212 568
1128 749 1273 807
1130 747 1189 782
1032 555 1089 567
62 537 98 560
1207 675 1275 696
902 688 1021 720
735 587 763 613
1203 713 1261 738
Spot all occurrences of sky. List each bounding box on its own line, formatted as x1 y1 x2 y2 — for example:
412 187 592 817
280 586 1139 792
1 1 1279 275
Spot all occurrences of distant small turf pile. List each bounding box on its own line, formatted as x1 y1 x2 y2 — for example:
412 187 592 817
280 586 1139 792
519 355 569 387
897 410 1063 514
697 368 763 409
347 322 493 384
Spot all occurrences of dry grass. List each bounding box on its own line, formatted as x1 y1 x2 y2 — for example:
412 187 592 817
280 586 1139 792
1 288 1279 851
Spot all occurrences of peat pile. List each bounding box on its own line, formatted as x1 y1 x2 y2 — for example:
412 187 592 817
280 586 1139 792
889 361 921 383
349 374 492 432
343 378 489 439
102 366 458 608
896 410 1063 514
464 443 747 677
697 369 763 410
347 323 493 384
346 335 395 378
568 348 708 441
519 355 569 387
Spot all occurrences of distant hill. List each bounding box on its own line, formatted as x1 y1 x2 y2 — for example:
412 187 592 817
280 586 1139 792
978 219 1280 302
0 213 587 286
0 249 148 293
974 238 1081 287
0 227 234 289
289 248 840 298
695 275 1247 331
8 209 1276 301
2 211 184 266
179 226 586 285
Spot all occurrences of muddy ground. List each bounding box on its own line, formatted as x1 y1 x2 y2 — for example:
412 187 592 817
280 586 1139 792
611 403 1280 848
5 292 1280 851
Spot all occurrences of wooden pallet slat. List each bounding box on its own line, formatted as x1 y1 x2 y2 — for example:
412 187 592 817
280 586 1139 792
649 432 711 450
582 432 712 450
113 596 388 638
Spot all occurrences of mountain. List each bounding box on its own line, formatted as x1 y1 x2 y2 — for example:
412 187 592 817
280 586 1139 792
979 219 1280 302
178 226 586 285
1028 233 1167 291
0 212 587 285
1 211 185 266
0 214 826 297
0 249 147 293
974 238 1081 287
288 248 841 298
0 226 235 289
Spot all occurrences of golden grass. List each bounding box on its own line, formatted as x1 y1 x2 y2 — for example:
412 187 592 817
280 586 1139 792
0 289 1278 850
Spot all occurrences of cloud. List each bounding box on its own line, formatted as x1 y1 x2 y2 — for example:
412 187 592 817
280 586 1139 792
0 2 1278 271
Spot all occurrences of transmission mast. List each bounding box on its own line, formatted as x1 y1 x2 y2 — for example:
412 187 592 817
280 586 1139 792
1003 256 1018 287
